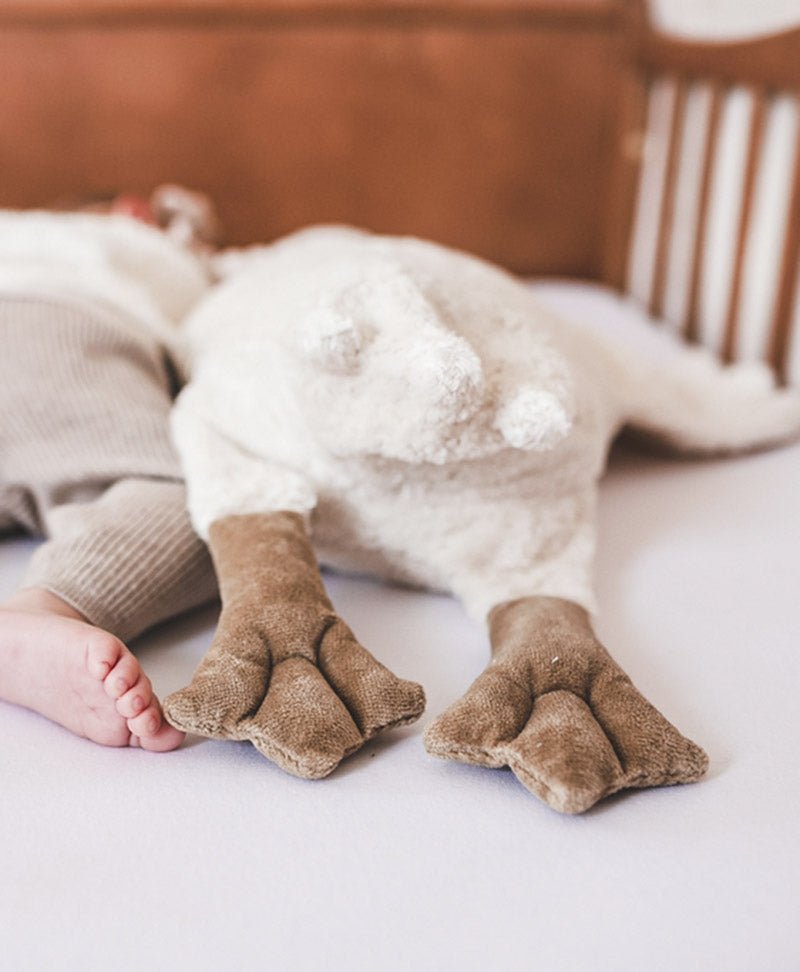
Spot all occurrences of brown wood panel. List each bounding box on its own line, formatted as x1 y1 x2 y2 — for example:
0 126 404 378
0 11 624 275
639 25 800 94
0 0 622 27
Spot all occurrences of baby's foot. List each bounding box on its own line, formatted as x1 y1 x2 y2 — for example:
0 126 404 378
0 589 184 752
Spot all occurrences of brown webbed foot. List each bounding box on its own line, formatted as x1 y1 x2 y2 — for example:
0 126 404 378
164 512 425 778
424 597 708 814
242 611 425 778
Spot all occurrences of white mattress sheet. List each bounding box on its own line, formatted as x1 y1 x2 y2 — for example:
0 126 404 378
2 281 798 971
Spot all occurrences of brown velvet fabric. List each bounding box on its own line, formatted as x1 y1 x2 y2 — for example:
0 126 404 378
424 596 708 813
164 515 707 810
164 511 425 778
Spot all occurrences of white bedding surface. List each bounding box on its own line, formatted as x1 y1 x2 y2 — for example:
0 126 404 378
2 282 799 971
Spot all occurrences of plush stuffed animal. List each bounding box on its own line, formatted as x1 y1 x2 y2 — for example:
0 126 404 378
163 226 800 814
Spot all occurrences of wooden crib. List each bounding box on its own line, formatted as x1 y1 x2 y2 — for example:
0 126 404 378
604 7 800 383
1 0 798 378
2 8 800 965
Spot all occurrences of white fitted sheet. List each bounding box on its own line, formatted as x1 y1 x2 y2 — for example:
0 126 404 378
1 281 798 972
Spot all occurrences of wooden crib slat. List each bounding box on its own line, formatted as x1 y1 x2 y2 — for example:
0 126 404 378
607 13 800 381
721 89 768 363
768 100 800 383
649 77 687 319
685 84 722 345
601 70 649 292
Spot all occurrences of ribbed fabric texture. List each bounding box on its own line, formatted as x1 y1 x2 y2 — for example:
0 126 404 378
0 296 217 641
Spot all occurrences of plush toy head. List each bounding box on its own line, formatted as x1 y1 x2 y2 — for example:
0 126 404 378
291 256 575 465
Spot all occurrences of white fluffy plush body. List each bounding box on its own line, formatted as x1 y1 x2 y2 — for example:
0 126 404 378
175 227 800 619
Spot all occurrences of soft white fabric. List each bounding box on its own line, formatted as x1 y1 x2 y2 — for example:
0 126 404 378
175 228 800 619
0 210 210 347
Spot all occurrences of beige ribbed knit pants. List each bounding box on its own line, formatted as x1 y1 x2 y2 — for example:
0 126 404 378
0 296 217 642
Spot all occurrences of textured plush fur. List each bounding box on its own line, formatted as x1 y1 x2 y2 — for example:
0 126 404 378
165 226 800 812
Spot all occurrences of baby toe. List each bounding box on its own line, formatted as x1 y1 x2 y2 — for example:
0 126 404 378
85 631 127 682
115 674 154 720
127 699 163 739
104 650 142 700
139 719 185 753
130 698 185 752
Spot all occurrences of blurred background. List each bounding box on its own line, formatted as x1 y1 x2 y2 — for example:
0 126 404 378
1 0 798 275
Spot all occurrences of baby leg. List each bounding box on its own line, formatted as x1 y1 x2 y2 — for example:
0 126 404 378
0 587 182 750
4 478 217 748
0 296 217 746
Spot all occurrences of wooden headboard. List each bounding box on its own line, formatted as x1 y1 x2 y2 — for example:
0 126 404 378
2 0 799 377
0 0 626 277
